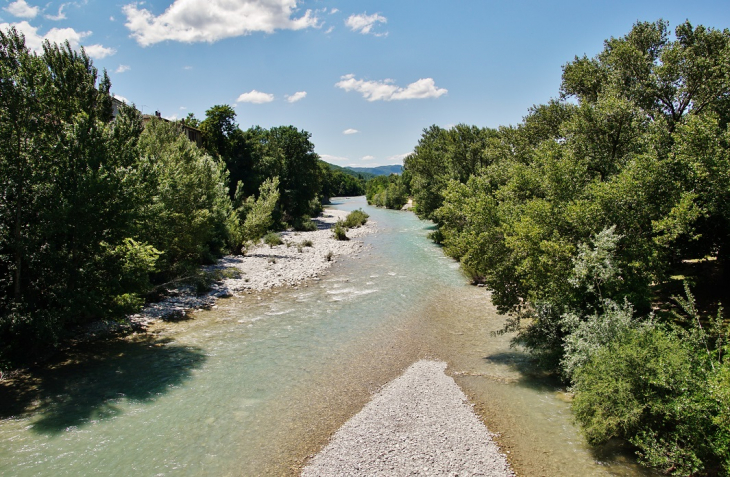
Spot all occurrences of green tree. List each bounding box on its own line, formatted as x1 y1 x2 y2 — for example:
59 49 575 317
241 177 280 242
0 29 156 362
137 118 235 277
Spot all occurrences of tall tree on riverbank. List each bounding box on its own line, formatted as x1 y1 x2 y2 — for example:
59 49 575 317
0 29 157 359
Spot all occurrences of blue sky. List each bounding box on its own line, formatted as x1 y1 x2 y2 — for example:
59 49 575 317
2 0 729 167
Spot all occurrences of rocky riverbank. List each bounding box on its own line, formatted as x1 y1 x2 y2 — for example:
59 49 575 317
126 208 374 329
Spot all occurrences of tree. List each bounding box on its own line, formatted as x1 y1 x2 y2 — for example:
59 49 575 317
200 105 253 199
136 118 235 277
248 125 321 221
0 29 156 361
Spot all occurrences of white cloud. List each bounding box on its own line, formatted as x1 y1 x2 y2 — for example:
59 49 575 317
329 8 339 14
343 128 359 135
84 43 116 59
345 12 386 36
324 25 334 34
335 74 448 102
5 0 39 19
183 65 193 70
45 4 67 21
362 155 375 161
116 64 131 73
123 0 319 47
236 90 274 104
286 91 307 103
164 114 178 121
1 20 116 59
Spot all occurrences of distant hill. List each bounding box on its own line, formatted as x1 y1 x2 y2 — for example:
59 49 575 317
346 165 403 176
324 162 375 180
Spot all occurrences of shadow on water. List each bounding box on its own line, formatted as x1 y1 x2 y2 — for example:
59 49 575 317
0 336 205 435
483 351 564 392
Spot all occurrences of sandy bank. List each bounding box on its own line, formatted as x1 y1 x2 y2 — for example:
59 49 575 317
302 360 514 476
127 208 374 328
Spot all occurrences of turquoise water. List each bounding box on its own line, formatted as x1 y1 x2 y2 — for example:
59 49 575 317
0 197 647 476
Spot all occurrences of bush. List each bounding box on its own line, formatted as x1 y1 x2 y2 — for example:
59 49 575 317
263 232 283 247
292 215 318 231
301 239 313 247
343 209 369 228
572 323 728 476
333 222 348 240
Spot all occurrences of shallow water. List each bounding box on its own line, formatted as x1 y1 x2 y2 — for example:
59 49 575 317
0 197 649 476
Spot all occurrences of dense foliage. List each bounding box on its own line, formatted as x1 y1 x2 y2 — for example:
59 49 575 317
405 20 730 475
366 172 411 209
0 29 339 366
320 163 366 198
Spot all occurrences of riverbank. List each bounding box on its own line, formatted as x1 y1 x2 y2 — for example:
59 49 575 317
127 207 375 329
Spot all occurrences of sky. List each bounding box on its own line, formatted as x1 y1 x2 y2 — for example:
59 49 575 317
2 0 729 168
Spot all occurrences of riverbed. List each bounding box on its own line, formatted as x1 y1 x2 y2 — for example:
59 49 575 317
0 196 649 476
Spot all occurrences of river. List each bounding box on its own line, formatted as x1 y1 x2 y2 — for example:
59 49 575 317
0 196 650 476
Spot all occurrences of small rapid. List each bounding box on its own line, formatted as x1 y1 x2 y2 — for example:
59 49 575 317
0 197 648 476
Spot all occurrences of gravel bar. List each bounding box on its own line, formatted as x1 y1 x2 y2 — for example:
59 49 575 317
302 360 514 477
126 207 373 327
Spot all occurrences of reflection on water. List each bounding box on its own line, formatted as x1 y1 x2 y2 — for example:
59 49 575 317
0 197 650 476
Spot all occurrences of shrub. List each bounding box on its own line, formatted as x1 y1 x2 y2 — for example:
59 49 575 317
301 239 313 247
343 209 369 228
333 221 348 240
560 299 642 380
292 215 318 231
325 251 333 261
263 232 283 247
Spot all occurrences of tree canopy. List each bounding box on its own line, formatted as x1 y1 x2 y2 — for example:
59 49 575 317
405 20 730 475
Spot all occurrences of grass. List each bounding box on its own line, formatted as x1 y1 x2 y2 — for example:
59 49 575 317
263 232 283 247
333 221 348 241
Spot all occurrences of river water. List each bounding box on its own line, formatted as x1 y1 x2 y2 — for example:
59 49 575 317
0 197 649 476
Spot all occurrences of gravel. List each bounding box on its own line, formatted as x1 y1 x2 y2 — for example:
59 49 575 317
126 208 374 327
302 360 514 477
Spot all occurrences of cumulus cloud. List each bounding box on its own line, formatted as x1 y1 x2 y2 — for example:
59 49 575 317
5 0 39 18
123 0 319 46
335 74 448 102
345 12 386 36
236 90 275 104
286 91 307 103
45 4 67 21
84 44 117 58
116 64 131 73
362 155 375 161
1 20 116 59
343 128 359 135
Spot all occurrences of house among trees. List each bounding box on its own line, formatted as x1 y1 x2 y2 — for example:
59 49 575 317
111 97 202 148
